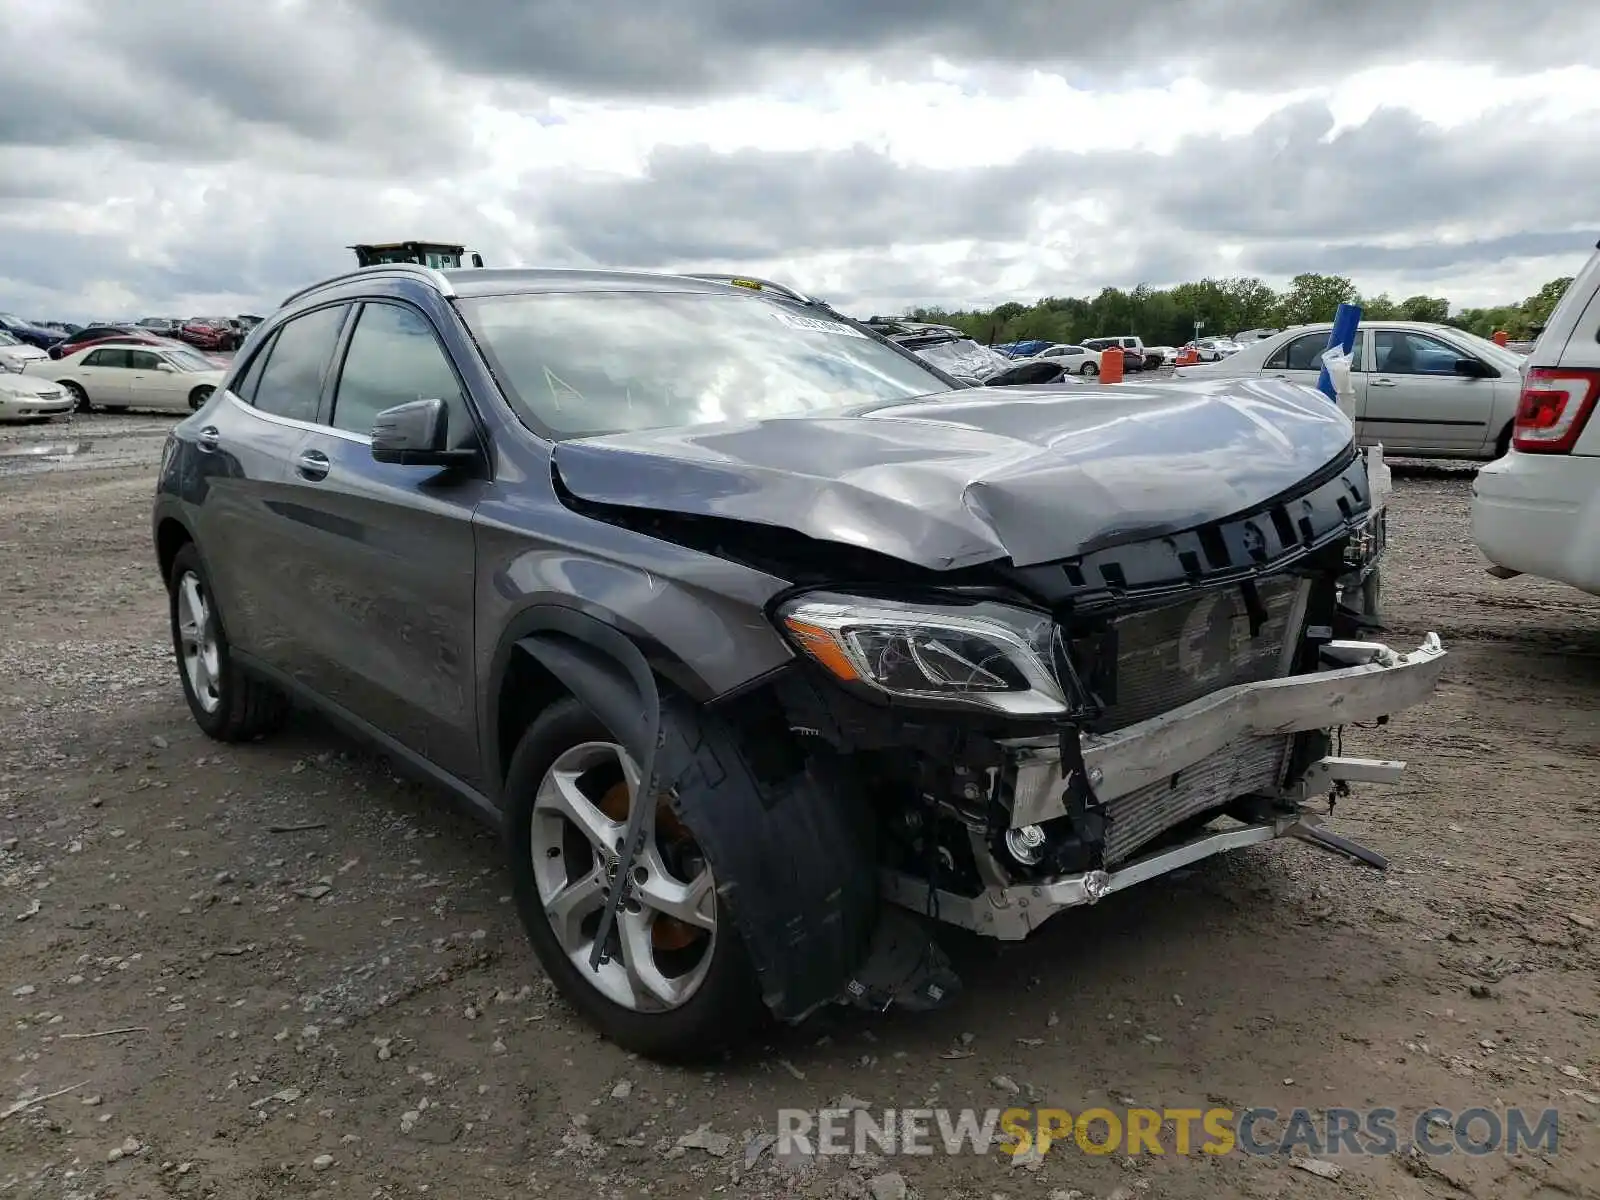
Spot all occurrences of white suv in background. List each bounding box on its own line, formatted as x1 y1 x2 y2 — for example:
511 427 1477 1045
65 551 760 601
1472 243 1600 597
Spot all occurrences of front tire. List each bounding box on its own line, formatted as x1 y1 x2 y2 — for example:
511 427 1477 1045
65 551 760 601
503 698 763 1061
1494 422 1513 460
189 385 214 411
61 380 90 413
167 544 288 741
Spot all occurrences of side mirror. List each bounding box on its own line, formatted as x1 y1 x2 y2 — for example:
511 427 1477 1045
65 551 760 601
156 362 175 373
469 252 484 268
370 398 480 467
1452 357 1495 379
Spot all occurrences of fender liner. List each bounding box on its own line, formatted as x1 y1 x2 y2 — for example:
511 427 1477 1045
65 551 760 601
514 618 877 1021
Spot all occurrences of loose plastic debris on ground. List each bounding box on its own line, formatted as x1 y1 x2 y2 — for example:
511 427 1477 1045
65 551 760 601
1 415 1597 1197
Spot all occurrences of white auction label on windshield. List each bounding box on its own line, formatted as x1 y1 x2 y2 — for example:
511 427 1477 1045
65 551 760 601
772 309 868 338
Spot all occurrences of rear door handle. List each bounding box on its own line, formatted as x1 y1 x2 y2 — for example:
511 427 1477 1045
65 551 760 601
296 449 331 481
1370 377 1398 387
197 425 220 452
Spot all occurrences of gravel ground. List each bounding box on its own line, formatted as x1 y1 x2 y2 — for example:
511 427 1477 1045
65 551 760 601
2 414 1598 1200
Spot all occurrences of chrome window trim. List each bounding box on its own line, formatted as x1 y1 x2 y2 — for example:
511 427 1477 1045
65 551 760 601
223 386 372 445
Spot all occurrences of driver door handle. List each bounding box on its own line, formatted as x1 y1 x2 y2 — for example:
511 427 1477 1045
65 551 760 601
1370 378 1398 387
296 449 331 481
197 425 220 451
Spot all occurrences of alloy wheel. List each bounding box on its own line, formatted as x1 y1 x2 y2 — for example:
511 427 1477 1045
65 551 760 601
529 741 717 1012
175 570 222 713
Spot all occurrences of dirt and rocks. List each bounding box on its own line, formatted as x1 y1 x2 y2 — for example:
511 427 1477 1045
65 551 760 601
2 413 1597 1199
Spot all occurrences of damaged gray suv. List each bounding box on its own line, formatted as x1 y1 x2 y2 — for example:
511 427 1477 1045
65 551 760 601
152 265 1446 1059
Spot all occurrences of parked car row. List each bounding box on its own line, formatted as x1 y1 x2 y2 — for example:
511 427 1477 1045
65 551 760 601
0 312 260 358
0 337 228 421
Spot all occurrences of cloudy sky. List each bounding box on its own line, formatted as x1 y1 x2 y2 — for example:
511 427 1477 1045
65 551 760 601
2 0 1597 323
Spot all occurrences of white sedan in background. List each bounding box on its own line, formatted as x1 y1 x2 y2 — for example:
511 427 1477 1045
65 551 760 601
1175 320 1527 460
1191 337 1242 361
0 329 50 374
1030 343 1103 375
24 341 226 414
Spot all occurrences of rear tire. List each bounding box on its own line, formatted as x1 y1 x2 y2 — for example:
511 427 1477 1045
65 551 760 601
1081 362 1098 376
503 698 764 1061
167 543 288 742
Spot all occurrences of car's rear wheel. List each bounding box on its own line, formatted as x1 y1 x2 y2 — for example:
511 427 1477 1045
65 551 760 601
167 543 288 741
504 698 763 1060
189 385 215 411
1494 422 1513 460
1081 362 1098 375
61 381 90 413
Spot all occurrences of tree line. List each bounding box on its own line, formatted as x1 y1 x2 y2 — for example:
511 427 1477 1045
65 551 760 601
907 272 1575 348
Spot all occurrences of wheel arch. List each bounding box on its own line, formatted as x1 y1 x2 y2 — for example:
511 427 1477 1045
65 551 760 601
486 603 720 802
488 603 878 1022
155 515 194 585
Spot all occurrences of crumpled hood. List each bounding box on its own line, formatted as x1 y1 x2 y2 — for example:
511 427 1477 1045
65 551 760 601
552 376 1359 570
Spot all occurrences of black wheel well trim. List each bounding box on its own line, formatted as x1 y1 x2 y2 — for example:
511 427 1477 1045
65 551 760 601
484 602 718 795
500 605 672 978
154 512 196 585
496 611 880 1021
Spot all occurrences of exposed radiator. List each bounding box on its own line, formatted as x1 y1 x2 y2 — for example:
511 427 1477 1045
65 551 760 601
1103 734 1292 864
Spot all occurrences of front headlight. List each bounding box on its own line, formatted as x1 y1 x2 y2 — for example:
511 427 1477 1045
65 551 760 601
0 360 20 373
776 591 1070 716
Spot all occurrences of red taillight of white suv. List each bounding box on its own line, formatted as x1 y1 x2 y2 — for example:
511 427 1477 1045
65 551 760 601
1512 367 1600 453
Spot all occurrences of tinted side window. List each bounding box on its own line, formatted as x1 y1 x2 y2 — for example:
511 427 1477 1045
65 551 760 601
230 334 275 403
128 350 162 370
1266 334 1318 371
331 303 471 443
84 348 130 368
1374 330 1462 376
252 306 348 422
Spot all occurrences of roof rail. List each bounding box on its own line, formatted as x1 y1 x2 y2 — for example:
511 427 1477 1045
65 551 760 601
680 273 817 306
278 262 456 309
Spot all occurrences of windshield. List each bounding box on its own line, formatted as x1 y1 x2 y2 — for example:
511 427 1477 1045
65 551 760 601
458 290 951 438
1451 328 1524 362
0 331 20 347
911 338 1005 379
164 349 214 372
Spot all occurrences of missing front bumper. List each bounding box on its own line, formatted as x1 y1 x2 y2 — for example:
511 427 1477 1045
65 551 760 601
877 632 1447 939
880 809 1376 941
1004 632 1445 830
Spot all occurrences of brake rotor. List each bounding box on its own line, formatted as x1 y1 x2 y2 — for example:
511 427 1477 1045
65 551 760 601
597 778 701 951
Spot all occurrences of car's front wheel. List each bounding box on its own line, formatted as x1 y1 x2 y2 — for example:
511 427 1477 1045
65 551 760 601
61 381 90 413
188 385 214 411
167 543 288 741
504 698 763 1060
